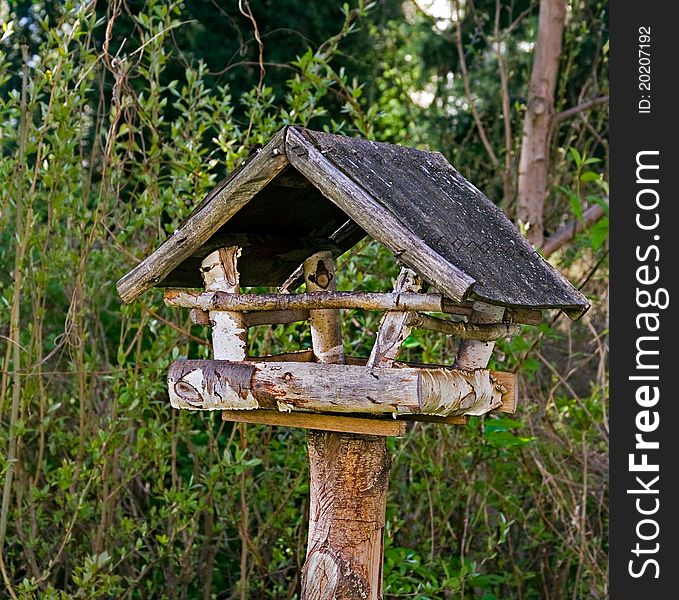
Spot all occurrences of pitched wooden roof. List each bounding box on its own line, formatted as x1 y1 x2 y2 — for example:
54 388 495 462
117 126 589 318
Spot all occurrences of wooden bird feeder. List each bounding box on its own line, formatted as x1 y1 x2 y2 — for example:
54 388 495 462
117 126 589 598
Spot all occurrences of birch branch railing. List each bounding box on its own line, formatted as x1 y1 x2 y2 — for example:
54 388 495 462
164 289 535 334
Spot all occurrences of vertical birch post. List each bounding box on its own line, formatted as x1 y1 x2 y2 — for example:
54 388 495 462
301 251 391 600
200 247 246 361
454 301 506 370
367 268 423 370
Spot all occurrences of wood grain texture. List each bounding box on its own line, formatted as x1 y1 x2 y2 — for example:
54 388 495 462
116 129 289 302
165 289 460 314
300 252 385 600
171 290 542 327
166 360 514 417
346 357 518 415
303 431 391 600
221 410 406 437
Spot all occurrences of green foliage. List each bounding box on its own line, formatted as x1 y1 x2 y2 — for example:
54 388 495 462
0 0 607 598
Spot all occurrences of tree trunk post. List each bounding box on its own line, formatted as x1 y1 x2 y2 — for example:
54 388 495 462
301 251 391 600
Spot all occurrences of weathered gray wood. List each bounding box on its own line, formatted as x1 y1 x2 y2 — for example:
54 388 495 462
406 312 520 341
221 409 407 437
166 360 512 417
367 268 423 369
167 290 544 328
286 127 476 304
289 127 589 316
116 128 289 303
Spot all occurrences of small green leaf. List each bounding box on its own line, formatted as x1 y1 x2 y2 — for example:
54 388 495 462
558 185 584 221
568 147 582 166
590 217 609 250
580 171 600 182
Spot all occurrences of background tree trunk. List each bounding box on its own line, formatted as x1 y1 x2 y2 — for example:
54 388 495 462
516 0 567 247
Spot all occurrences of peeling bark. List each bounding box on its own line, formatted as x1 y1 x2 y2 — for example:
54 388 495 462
165 289 467 316
166 360 513 416
367 268 423 369
200 248 247 361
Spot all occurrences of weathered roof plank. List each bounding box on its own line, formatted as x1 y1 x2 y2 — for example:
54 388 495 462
116 128 289 303
285 127 477 303
294 128 587 314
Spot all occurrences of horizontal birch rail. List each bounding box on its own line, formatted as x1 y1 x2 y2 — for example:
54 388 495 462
166 289 542 326
405 313 520 341
165 289 462 313
167 360 515 417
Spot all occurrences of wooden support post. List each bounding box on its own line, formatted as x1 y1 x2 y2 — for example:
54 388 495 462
367 268 423 369
301 251 390 600
454 301 506 371
200 247 247 361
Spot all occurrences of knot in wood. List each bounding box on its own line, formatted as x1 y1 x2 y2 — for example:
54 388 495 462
307 259 334 290
528 96 548 116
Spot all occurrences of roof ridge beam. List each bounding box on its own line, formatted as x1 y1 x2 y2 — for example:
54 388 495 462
284 127 476 303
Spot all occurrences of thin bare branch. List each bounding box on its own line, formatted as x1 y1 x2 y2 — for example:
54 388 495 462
540 202 607 258
551 95 609 127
